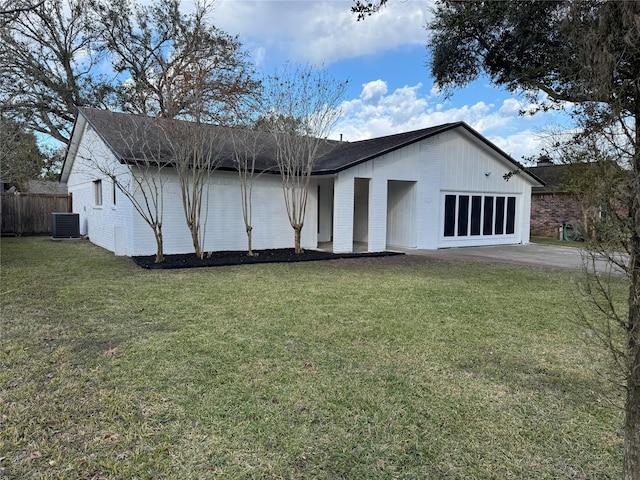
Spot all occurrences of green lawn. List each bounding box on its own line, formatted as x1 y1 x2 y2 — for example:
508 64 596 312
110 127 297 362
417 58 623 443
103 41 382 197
0 237 623 479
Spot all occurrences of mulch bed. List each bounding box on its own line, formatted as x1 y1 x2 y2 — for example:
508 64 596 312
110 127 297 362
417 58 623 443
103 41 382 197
132 248 404 269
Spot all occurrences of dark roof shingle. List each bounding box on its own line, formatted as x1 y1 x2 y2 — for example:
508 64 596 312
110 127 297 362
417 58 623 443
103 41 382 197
75 108 540 183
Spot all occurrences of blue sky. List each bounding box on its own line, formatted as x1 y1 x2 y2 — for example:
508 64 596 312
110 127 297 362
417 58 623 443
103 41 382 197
210 0 565 163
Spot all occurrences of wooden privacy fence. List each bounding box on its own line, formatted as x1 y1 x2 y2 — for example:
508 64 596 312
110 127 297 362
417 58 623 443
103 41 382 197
1 193 72 235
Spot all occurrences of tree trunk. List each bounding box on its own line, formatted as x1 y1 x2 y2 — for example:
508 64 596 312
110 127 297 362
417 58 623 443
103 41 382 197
625 354 640 480
190 227 202 259
624 105 640 480
186 218 202 259
154 226 164 263
624 112 640 479
246 225 253 256
294 225 303 254
625 236 640 480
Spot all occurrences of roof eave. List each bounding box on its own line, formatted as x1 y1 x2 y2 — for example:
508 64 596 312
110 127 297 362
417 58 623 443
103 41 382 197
59 108 84 184
311 123 462 175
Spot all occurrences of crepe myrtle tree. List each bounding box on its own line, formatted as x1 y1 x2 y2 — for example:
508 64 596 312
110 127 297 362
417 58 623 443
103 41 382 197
260 63 348 253
77 115 169 263
354 1 640 477
163 116 223 259
230 123 270 256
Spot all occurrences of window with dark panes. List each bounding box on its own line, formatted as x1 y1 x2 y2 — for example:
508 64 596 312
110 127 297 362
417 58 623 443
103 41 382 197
443 194 516 238
495 196 505 234
483 196 494 235
506 197 516 234
470 196 482 235
457 195 469 236
444 195 456 237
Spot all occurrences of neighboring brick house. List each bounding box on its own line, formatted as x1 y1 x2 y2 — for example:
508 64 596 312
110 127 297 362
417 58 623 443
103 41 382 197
526 156 582 238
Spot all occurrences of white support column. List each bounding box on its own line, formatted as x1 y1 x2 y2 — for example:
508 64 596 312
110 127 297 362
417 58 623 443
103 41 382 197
332 173 354 253
520 189 531 244
367 177 388 252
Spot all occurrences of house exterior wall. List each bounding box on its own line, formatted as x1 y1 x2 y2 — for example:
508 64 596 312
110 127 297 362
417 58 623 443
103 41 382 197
127 170 317 256
353 178 370 243
68 125 318 257
530 192 583 237
435 130 533 248
66 120 536 257
66 124 136 255
387 181 417 248
333 129 535 253
316 178 333 243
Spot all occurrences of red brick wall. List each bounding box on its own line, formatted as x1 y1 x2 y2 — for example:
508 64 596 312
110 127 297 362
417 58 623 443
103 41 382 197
530 193 583 237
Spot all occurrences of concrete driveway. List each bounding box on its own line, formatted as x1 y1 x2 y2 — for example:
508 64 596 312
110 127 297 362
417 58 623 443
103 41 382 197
403 243 627 275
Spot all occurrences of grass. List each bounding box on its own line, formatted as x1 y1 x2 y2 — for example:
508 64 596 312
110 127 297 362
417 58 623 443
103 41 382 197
0 237 624 479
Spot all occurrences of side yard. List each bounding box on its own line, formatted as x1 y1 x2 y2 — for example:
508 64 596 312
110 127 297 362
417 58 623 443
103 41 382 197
0 237 623 479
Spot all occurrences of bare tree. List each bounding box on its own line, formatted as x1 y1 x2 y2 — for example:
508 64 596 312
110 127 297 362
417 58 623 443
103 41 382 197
230 125 268 256
93 0 259 124
91 0 261 258
0 0 259 148
164 117 222 259
261 64 348 253
0 0 111 145
0 0 45 27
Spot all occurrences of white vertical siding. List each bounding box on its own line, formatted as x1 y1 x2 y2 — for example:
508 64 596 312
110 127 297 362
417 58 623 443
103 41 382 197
330 128 536 251
128 170 318 256
386 181 417 248
435 130 534 248
353 178 369 243
316 178 334 242
368 176 388 252
332 173 355 253
439 131 524 194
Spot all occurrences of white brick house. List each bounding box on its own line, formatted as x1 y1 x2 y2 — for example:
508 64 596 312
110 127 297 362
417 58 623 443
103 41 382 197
61 108 542 257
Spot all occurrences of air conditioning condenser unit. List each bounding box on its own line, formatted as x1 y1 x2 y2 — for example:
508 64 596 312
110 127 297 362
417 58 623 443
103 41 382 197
51 212 80 238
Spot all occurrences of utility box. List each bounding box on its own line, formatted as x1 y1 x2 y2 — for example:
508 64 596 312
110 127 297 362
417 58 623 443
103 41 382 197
51 212 80 238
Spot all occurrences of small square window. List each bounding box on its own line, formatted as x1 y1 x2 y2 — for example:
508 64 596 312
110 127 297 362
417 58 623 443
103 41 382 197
94 179 102 206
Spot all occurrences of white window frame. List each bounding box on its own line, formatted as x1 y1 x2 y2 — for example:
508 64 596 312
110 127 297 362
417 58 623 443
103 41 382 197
94 179 103 207
442 192 517 240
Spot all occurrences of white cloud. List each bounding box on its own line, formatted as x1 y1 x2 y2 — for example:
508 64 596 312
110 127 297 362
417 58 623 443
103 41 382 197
489 131 544 162
207 1 559 162
213 0 431 66
499 98 522 115
360 79 388 103
331 81 549 161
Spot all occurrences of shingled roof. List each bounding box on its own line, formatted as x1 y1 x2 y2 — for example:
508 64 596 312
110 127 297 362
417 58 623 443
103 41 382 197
69 107 541 183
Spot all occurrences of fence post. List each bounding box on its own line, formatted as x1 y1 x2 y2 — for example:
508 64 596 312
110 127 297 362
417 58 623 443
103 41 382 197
16 194 23 236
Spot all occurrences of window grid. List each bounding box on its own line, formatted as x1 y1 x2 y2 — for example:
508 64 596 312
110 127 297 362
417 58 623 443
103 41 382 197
444 194 516 238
